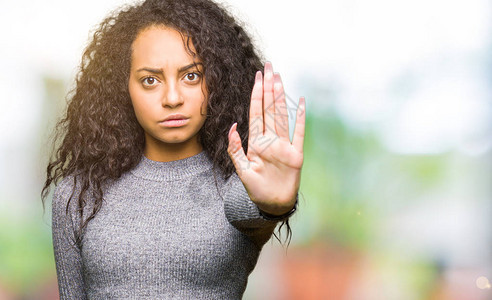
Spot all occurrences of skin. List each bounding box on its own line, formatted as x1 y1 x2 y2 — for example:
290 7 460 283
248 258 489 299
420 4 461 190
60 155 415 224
128 25 306 216
227 63 306 216
128 25 207 162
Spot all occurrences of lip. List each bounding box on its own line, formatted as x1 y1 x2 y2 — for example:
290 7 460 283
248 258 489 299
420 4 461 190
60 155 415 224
158 114 190 128
161 113 189 122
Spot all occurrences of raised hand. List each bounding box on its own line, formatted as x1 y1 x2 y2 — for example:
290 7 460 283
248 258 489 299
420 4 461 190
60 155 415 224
227 61 306 216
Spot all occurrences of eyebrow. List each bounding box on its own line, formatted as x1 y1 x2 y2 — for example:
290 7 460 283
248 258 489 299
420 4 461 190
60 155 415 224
136 62 203 74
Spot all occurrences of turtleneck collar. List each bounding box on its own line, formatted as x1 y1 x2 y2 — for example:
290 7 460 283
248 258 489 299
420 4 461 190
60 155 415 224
129 150 213 181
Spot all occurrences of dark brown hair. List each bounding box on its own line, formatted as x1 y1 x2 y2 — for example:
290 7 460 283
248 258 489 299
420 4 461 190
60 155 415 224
41 0 293 247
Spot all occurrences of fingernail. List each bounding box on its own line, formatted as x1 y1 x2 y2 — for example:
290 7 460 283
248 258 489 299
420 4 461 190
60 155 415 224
228 123 235 139
265 62 273 78
255 71 262 81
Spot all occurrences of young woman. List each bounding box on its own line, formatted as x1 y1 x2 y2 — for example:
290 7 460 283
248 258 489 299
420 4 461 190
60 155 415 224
41 0 305 298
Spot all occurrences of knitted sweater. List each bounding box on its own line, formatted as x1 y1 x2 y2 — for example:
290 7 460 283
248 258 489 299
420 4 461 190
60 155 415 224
51 150 285 299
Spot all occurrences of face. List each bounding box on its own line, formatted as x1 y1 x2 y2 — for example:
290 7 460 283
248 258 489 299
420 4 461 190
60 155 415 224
128 25 207 160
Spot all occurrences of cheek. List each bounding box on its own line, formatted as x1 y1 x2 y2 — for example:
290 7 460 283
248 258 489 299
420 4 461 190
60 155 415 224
129 86 154 125
128 80 139 110
199 81 208 115
186 87 207 111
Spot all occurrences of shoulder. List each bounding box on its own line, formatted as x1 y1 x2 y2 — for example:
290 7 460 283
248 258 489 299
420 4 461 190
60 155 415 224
53 174 76 196
53 174 78 204
221 169 241 189
51 173 87 217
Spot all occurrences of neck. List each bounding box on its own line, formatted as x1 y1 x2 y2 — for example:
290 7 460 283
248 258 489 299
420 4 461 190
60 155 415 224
144 137 203 162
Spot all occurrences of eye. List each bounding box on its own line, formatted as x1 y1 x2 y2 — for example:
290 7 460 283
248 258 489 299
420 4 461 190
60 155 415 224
184 72 201 83
141 76 159 88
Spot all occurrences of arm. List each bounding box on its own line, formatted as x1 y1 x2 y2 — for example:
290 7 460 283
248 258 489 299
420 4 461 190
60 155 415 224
51 176 87 299
223 171 298 247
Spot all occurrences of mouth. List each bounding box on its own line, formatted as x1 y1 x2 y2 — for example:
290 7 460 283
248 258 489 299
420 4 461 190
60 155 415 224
159 114 190 127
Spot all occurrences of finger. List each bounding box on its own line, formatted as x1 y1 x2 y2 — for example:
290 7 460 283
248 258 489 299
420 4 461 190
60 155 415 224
248 71 263 149
263 61 275 134
273 73 289 141
228 122 250 176
292 97 306 153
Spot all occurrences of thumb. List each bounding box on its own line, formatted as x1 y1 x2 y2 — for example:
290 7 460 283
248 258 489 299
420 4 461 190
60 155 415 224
227 122 249 176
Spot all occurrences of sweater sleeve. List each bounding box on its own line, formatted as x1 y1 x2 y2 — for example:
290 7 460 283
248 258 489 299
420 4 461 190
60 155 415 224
222 172 294 247
51 176 87 300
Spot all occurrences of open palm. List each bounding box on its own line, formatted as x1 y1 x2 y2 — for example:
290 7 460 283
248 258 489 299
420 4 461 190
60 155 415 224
227 62 305 216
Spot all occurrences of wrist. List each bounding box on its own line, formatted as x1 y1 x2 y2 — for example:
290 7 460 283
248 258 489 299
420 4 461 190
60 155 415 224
257 195 298 221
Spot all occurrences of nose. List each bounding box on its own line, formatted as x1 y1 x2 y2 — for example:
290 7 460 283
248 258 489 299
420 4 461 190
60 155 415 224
161 81 184 108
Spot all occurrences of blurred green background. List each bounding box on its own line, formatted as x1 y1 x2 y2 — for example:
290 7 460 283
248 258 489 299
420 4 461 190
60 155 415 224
0 0 491 299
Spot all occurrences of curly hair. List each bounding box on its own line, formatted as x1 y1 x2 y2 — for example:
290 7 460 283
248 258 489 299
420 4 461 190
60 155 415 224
41 0 293 248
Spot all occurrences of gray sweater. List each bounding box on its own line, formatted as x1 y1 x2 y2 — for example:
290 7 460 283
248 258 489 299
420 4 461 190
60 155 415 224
51 150 283 299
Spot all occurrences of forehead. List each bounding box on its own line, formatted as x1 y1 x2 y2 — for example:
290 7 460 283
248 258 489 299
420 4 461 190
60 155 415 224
130 25 198 68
